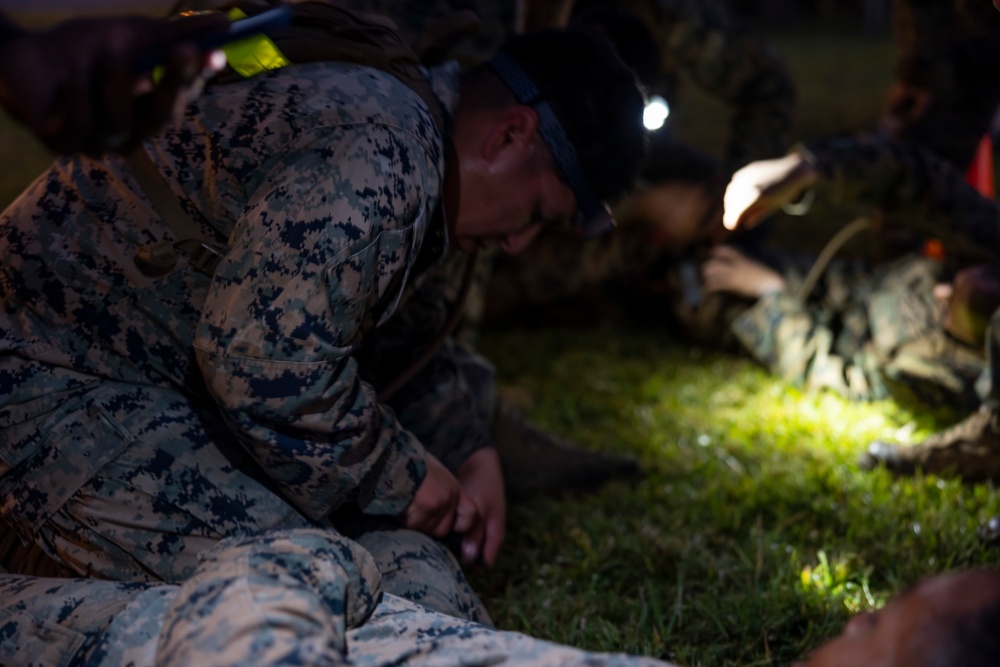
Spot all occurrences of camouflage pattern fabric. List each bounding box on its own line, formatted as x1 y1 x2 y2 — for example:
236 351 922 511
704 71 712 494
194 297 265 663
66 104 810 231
620 0 796 171
0 528 679 667
0 59 498 611
731 255 985 407
351 524 492 624
361 249 499 472
723 135 1000 406
804 136 1000 262
891 0 1000 169
338 0 516 68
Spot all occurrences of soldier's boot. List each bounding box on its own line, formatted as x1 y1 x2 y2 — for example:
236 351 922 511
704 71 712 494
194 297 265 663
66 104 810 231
860 406 1000 483
491 402 642 501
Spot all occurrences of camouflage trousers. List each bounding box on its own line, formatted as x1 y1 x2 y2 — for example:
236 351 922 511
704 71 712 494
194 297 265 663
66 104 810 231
0 528 676 667
0 359 489 624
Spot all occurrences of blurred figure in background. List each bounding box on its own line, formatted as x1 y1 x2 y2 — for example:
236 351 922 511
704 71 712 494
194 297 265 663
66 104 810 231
881 0 1000 171
481 0 796 329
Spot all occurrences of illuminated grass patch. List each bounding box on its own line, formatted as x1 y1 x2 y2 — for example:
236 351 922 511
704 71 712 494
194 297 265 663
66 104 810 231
470 326 1000 667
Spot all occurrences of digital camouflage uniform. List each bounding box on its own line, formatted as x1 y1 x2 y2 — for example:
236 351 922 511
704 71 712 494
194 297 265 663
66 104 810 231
890 0 1000 169
731 135 1000 406
731 255 985 407
0 528 678 667
339 0 516 69
0 59 493 623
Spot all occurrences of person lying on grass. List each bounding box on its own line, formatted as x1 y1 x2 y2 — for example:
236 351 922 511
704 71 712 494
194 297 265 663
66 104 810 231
2 527 999 667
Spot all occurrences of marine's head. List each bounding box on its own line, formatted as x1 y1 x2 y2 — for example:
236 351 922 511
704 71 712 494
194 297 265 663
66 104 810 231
798 569 1000 667
447 28 647 255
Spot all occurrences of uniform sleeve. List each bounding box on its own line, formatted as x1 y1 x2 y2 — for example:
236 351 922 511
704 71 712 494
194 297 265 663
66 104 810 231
803 136 1000 261
642 0 796 169
193 123 440 523
730 291 887 401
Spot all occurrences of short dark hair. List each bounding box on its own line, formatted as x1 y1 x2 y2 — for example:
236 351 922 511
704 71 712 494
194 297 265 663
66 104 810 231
496 29 648 208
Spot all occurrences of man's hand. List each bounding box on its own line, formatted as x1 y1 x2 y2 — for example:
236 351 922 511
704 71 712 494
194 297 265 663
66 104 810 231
700 245 786 299
456 447 506 566
0 13 228 155
404 453 480 539
722 153 818 231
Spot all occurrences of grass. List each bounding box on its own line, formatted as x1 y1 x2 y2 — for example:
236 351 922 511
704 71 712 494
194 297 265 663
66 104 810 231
0 120 50 211
469 326 1000 666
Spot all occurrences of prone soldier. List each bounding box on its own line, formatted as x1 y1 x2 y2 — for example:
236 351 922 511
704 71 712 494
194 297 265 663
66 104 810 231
722 135 1000 482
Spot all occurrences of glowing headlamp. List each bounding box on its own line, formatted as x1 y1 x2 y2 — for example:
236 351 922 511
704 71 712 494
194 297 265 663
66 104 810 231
643 95 669 131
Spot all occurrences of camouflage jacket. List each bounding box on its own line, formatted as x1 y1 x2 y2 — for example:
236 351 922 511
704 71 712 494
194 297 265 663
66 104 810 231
731 255 984 406
0 61 461 523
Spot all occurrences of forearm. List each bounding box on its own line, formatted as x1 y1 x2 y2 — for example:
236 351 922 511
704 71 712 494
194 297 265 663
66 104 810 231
196 345 428 521
802 136 1000 259
195 118 445 521
381 338 496 473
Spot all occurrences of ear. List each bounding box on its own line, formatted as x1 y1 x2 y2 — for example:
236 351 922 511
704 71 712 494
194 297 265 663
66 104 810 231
481 105 540 166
